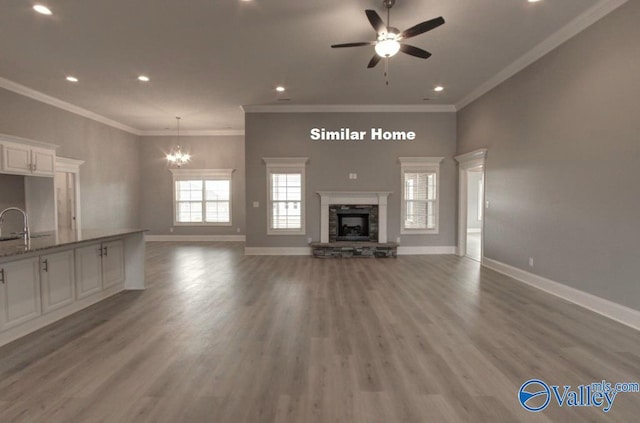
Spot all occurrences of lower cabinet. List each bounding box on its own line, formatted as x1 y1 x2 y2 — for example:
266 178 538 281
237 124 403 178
75 239 125 299
0 257 41 330
40 249 75 314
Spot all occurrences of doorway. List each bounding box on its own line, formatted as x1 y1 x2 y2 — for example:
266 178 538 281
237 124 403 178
454 149 487 262
465 168 483 261
55 157 84 235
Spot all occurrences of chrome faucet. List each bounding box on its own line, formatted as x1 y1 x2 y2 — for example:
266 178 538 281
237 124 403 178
0 207 30 240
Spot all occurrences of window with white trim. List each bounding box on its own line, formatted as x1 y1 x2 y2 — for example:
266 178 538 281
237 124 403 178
399 157 443 234
263 157 308 235
170 169 234 226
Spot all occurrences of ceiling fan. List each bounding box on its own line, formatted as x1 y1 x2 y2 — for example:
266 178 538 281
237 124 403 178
331 0 445 69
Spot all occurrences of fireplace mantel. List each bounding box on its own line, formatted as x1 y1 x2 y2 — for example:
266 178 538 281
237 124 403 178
317 191 391 243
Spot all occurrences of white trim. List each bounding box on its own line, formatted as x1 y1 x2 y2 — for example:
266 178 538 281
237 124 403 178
55 157 84 173
265 158 308 236
317 191 391 243
171 169 235 226
244 247 312 256
140 129 245 137
0 77 140 135
169 168 235 179
262 157 309 167
483 258 640 332
456 0 628 110
467 228 482 234
399 157 443 235
397 246 456 255
145 235 245 242
242 104 456 113
455 149 487 258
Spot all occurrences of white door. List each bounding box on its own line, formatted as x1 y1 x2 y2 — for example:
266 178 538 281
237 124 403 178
102 240 125 289
75 243 102 299
0 257 41 330
40 250 75 313
55 171 77 232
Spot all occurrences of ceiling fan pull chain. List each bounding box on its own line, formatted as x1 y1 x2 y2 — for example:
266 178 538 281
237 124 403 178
385 58 390 86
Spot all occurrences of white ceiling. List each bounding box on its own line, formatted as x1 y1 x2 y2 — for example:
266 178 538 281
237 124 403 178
0 0 622 133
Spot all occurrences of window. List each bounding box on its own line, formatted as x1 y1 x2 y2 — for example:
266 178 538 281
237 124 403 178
399 157 443 234
170 169 234 226
263 157 308 235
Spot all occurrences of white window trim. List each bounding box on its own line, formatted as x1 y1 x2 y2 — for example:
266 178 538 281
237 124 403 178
263 157 308 236
170 168 235 226
399 157 443 235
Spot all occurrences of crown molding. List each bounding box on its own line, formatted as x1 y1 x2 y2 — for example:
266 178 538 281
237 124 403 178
140 129 244 137
0 76 141 135
456 0 628 110
242 104 457 113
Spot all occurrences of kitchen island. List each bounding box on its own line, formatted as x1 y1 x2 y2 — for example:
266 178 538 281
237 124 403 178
0 228 146 347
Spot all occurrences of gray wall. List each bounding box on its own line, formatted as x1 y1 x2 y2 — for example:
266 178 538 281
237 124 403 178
0 88 140 230
139 135 245 236
457 1 640 311
245 112 457 248
0 174 26 235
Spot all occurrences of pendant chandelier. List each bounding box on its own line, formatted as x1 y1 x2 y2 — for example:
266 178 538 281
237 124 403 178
166 117 190 167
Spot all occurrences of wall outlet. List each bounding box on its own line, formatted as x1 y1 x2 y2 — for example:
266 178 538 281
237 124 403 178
169 227 174 233
528 257 534 267
308 237 312 243
253 201 259 208
396 237 401 243
237 227 240 233
485 200 490 209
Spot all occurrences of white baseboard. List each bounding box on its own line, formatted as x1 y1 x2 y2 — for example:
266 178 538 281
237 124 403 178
467 228 482 234
483 258 640 331
397 246 457 255
145 235 245 242
245 247 312 256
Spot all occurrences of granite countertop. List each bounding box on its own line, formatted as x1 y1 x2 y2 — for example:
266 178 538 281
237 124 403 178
0 228 146 260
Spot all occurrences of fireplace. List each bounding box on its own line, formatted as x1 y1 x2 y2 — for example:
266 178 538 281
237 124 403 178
317 191 391 243
331 205 377 242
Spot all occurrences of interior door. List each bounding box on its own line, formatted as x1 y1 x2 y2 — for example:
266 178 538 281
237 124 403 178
55 171 76 232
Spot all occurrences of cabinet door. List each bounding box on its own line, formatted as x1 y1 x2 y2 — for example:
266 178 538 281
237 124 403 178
0 257 41 330
1 142 32 175
102 239 125 289
41 250 75 314
75 244 102 299
31 147 56 177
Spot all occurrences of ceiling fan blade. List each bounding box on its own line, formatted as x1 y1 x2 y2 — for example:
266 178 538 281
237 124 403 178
399 44 432 59
367 55 382 69
400 16 445 39
331 42 374 48
365 9 387 34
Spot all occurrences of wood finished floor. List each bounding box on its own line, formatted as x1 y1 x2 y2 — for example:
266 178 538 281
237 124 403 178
0 242 639 422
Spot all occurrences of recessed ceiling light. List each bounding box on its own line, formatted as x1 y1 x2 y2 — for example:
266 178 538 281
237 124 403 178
276 86 286 92
434 86 444 92
138 75 150 82
66 76 79 82
33 4 52 15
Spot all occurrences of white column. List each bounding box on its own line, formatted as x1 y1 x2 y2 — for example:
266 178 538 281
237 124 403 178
378 193 388 243
320 196 329 243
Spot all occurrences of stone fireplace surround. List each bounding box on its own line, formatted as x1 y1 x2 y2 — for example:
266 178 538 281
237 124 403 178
317 191 391 243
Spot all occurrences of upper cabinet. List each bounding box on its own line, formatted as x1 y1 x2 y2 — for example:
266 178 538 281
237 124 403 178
0 134 57 177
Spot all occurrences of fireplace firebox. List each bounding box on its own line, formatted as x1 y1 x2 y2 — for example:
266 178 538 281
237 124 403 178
329 205 378 242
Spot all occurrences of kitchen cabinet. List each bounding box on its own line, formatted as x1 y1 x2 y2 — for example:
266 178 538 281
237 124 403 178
40 249 75 314
75 239 125 299
0 138 56 177
0 257 41 330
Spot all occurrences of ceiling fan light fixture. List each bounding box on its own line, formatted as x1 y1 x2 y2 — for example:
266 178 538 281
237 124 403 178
375 38 400 58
